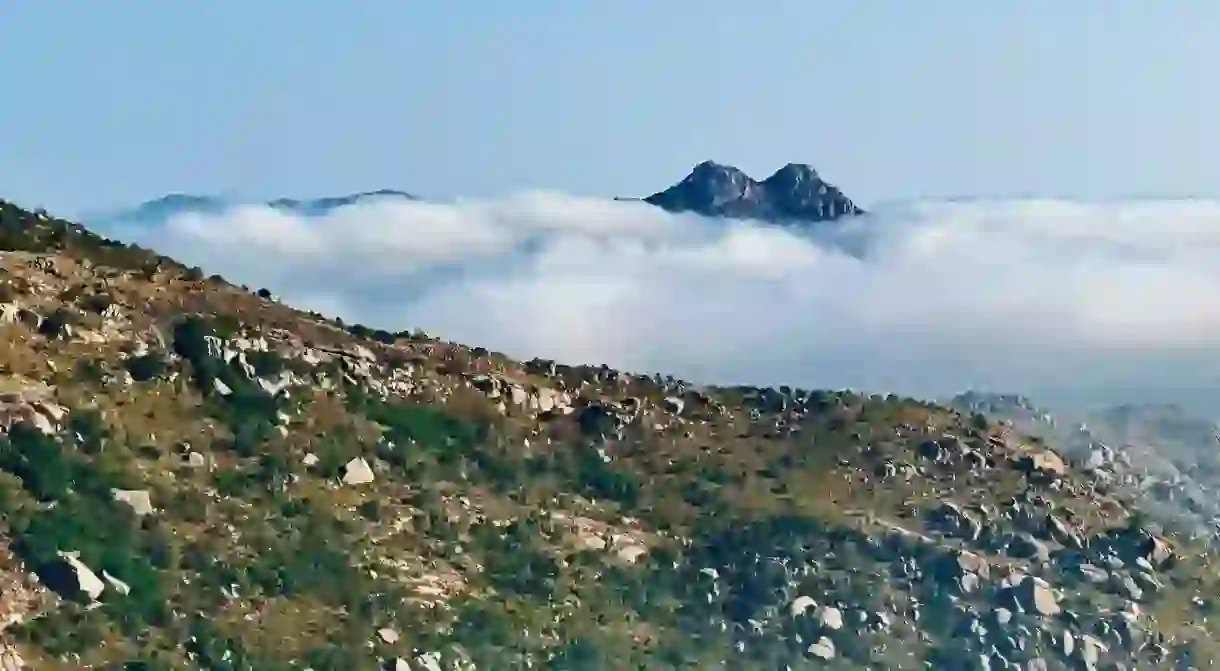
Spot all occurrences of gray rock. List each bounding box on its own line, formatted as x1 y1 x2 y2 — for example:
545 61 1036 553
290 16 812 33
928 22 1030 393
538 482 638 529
1075 563 1109 584
1076 634 1106 670
931 502 983 541
1132 570 1163 594
961 572 981 594
1111 573 1143 602
954 549 992 578
993 607 1013 626
1007 533 1051 562
1005 575 1061 617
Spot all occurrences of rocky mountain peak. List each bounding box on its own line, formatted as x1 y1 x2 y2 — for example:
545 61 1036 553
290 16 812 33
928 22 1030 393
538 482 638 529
763 162 821 186
674 160 757 208
643 160 864 224
686 159 750 183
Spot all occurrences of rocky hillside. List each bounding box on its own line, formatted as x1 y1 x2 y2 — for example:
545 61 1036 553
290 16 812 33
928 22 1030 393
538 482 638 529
0 199 1217 670
952 392 1220 552
639 161 865 224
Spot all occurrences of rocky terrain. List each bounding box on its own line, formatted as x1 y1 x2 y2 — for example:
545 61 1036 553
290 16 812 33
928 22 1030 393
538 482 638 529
950 392 1220 550
637 161 865 224
0 198 1217 670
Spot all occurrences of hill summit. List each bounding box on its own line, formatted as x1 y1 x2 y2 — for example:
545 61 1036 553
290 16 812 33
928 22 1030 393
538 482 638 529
641 161 865 223
0 197 1215 669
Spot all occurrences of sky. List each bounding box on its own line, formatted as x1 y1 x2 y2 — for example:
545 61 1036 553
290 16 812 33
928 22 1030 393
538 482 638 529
7 2 1220 415
3 2 1220 214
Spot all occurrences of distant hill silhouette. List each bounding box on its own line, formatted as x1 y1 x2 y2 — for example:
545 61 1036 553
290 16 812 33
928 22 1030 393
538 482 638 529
107 189 418 222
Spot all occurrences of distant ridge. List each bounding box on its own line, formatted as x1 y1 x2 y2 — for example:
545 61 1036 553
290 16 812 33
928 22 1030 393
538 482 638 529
266 189 417 215
106 165 863 227
107 189 418 222
638 161 864 224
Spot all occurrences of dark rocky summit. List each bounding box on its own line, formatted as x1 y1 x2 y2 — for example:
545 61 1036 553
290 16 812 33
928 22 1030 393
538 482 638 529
641 160 865 224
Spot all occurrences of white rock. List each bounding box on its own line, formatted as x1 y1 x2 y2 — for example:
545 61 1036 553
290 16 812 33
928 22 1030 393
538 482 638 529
112 489 154 516
342 457 375 485
1085 448 1110 471
616 544 648 564
790 595 817 617
0 646 26 671
57 551 105 601
415 651 444 671
102 570 131 596
807 636 836 660
817 605 844 631
377 627 399 644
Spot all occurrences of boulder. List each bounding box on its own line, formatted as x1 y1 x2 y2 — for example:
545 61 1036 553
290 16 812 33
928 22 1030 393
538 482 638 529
53 551 106 601
342 457 375 485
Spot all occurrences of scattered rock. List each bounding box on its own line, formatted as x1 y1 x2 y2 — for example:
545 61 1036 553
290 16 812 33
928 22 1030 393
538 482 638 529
111 489 154 516
1004 575 1060 617
807 636 836 660
342 457 375 485
53 551 106 601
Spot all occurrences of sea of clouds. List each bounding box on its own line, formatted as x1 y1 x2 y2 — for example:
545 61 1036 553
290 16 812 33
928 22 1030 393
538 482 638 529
94 193 1220 415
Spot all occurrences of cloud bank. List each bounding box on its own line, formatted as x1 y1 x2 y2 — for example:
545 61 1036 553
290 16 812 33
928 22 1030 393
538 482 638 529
95 193 1220 414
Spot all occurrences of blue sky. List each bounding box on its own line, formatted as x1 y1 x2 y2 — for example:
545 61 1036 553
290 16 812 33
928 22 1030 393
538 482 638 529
3 2 1219 214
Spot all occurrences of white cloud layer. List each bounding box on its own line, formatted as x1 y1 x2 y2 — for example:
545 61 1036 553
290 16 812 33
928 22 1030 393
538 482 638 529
96 193 1220 414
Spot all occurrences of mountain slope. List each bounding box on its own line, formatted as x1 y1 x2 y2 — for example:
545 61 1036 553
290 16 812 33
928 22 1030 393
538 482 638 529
0 199 1215 670
951 392 1220 548
640 161 865 224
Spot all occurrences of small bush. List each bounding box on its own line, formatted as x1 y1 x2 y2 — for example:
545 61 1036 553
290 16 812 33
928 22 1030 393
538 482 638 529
124 353 167 382
246 349 285 377
80 292 115 315
38 308 76 339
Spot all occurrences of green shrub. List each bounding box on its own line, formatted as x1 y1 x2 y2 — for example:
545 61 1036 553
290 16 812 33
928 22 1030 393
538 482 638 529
79 292 115 315
245 349 285 378
124 353 167 382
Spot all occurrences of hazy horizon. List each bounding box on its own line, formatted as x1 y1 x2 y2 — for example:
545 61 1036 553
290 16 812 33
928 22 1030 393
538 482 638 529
89 192 1220 419
5 3 1220 215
